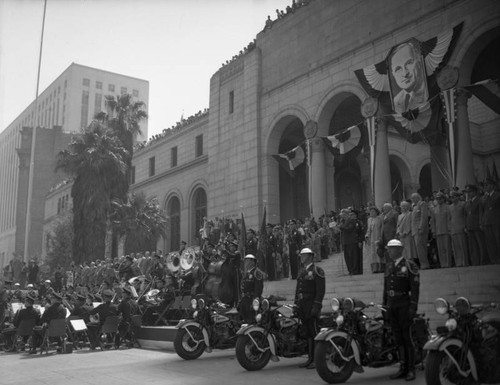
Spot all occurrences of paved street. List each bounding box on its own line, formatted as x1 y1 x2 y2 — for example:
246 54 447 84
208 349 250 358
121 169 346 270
1 347 427 385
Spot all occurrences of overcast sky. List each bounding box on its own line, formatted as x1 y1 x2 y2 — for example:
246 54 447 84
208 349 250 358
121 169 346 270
0 0 292 138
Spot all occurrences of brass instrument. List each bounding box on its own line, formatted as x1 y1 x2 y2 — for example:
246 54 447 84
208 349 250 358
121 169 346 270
166 252 181 273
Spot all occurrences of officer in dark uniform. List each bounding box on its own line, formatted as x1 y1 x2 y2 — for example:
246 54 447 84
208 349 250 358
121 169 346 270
117 286 139 347
2 294 41 351
245 229 258 258
383 239 420 381
238 254 264 323
265 224 278 281
288 220 303 279
87 289 118 346
32 292 66 353
294 247 325 369
70 293 91 323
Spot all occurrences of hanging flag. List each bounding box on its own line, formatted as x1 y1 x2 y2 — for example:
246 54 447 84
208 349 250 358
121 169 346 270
257 206 267 270
354 23 463 144
441 88 457 186
322 125 362 155
465 79 500 115
239 212 246 257
366 117 376 196
272 143 305 177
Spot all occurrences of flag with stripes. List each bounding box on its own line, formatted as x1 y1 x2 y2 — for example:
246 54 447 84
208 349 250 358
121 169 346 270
465 79 500 115
272 144 305 177
322 125 361 155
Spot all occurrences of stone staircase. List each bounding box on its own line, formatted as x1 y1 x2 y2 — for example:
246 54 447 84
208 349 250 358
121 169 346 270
263 252 500 332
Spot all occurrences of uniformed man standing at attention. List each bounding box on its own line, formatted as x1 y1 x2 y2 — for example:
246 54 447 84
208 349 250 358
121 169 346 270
294 247 325 369
383 239 420 381
238 254 264 323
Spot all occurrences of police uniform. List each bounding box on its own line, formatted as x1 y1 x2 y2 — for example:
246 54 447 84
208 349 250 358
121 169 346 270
294 262 325 368
238 267 264 323
383 256 420 380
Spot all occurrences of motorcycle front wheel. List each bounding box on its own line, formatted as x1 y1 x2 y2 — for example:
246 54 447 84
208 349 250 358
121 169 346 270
173 326 206 360
425 350 472 385
315 338 355 384
235 333 271 371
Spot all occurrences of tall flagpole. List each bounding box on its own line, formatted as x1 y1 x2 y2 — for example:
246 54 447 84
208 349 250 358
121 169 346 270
23 0 48 262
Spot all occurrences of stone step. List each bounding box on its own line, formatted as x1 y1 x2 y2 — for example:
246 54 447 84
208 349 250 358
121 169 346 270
263 260 500 333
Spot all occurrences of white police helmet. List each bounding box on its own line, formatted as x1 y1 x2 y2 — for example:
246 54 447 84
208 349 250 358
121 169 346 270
300 248 314 254
387 239 403 247
244 254 256 260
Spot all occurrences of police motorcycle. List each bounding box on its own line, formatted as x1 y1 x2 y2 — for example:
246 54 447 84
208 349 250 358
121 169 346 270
314 297 430 383
424 297 500 385
235 297 310 371
174 294 241 360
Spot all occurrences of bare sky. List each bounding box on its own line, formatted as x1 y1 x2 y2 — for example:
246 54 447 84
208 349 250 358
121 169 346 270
0 0 291 138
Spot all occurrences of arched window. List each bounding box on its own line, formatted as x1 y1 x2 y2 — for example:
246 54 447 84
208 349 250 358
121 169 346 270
167 197 180 252
192 188 207 245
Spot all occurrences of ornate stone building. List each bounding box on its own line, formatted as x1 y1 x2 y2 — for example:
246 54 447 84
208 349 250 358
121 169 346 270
131 0 499 251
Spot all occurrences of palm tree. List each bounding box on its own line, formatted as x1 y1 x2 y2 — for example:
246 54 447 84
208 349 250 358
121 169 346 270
95 93 148 200
110 192 167 255
56 121 129 264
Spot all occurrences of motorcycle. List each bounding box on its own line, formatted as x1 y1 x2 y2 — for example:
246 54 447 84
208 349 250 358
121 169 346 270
174 295 241 360
424 296 500 385
314 297 430 383
235 297 309 371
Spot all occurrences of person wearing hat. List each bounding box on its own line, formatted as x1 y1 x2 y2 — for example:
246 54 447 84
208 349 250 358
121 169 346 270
481 178 500 264
383 239 420 381
11 282 23 302
87 289 119 347
218 239 241 307
430 191 451 268
116 286 140 348
245 229 258 261
70 294 91 323
287 220 303 280
410 193 430 269
366 206 383 273
2 294 41 351
339 209 363 275
38 279 54 301
31 292 66 353
464 184 488 265
264 223 278 281
449 190 469 267
294 247 325 369
201 241 217 270
397 201 414 262
238 254 264 323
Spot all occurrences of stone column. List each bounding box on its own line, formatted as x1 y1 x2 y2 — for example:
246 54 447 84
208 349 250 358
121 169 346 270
374 119 392 208
310 136 327 219
455 88 475 188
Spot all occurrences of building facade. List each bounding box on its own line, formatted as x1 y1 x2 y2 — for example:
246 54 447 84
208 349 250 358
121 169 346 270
0 63 149 266
130 0 499 252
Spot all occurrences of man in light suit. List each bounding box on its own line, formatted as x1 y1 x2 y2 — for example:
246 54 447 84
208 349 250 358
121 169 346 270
410 193 430 269
396 201 414 260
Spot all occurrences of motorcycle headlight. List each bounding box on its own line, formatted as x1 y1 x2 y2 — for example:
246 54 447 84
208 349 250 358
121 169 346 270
191 298 198 309
455 297 470 316
335 315 344 326
331 298 340 312
252 298 260 311
445 318 457 331
198 298 206 309
343 298 354 312
261 299 270 312
193 310 198 318
434 298 449 315
255 313 262 323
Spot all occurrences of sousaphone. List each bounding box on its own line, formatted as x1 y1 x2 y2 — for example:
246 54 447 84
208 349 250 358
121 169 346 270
166 252 181 273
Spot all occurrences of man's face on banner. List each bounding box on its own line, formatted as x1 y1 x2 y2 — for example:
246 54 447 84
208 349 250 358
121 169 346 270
391 43 419 92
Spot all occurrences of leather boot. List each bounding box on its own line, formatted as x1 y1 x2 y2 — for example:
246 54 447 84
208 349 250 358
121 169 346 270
406 345 416 381
390 347 407 379
299 339 314 368
306 339 316 369
405 369 416 381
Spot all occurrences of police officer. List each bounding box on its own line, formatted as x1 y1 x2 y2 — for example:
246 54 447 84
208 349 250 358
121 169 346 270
383 239 420 381
238 254 264 323
117 286 139 347
294 247 325 369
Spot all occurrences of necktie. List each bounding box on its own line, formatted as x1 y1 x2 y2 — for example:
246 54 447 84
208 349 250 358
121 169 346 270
404 93 411 111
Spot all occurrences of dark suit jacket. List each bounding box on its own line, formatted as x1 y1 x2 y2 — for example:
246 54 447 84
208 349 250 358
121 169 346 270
381 209 398 243
481 191 500 226
40 302 66 324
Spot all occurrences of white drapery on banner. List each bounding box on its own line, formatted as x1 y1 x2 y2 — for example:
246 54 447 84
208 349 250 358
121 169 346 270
440 87 457 186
